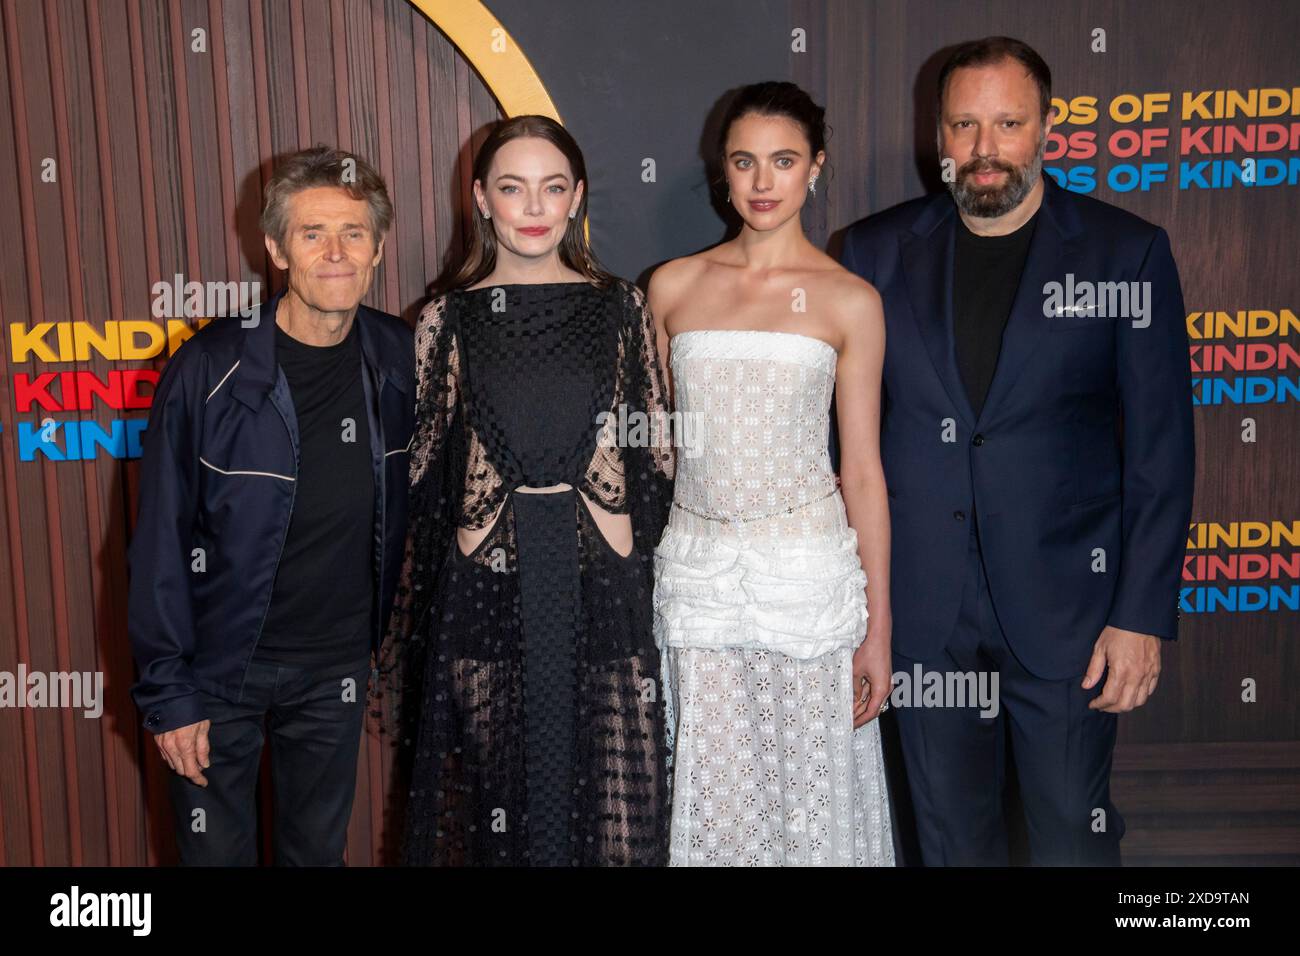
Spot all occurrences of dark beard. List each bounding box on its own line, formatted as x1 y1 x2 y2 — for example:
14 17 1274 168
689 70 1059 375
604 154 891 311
949 150 1043 218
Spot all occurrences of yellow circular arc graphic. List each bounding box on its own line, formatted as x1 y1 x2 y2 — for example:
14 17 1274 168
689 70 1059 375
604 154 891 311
406 0 561 120
406 0 591 241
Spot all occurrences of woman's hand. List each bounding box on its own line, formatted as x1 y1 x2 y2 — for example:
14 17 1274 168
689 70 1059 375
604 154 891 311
852 619 893 728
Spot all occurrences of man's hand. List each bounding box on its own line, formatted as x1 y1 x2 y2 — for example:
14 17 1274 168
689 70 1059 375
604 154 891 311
154 720 211 786
1082 625 1162 713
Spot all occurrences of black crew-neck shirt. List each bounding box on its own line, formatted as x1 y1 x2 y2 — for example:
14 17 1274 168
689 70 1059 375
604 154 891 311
255 318 374 667
952 209 1039 419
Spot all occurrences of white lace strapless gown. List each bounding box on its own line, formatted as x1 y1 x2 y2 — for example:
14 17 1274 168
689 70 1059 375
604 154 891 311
654 329 895 866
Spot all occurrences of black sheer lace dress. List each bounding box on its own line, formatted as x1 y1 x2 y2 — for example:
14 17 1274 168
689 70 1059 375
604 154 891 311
380 278 675 866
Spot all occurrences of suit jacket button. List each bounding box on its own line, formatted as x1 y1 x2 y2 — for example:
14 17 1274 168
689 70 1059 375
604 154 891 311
953 510 966 521
972 434 985 446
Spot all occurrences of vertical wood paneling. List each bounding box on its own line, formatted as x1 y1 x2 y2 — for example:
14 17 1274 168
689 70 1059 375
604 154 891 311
370 0 399 316
123 0 175 868
1 0 501 865
3 0 56 868
44 0 92 868
300 0 336 148
167 0 203 286
207 0 241 283
0 1 31 853
287 0 309 149
244 0 273 288
84 0 129 867
329 0 351 155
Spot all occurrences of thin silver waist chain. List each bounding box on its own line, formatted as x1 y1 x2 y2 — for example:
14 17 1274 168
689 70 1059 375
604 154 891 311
671 483 839 523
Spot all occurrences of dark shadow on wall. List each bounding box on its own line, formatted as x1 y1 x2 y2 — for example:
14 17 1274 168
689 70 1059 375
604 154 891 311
236 161 275 298
633 86 755 291
102 459 176 866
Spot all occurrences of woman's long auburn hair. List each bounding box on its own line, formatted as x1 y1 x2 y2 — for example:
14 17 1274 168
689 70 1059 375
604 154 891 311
436 115 614 294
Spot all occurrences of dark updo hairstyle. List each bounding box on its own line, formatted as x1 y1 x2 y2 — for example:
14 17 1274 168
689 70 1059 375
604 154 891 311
715 81 829 197
439 114 614 293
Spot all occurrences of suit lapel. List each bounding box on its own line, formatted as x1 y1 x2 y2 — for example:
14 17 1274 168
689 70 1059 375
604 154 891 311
976 176 1083 426
900 198 978 430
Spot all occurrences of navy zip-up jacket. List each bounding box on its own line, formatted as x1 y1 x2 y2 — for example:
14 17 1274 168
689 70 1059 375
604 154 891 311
127 291 414 734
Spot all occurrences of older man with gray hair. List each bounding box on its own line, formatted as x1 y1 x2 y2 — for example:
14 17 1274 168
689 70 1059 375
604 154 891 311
128 146 414 865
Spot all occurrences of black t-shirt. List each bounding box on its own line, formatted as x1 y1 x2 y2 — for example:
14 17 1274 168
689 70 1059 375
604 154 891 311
255 319 375 667
952 210 1039 419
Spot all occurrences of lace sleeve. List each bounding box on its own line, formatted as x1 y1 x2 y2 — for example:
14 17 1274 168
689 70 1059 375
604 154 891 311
620 280 676 559
374 293 462 742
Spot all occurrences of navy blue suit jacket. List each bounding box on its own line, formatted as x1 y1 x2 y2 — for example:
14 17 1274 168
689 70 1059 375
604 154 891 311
839 176 1195 679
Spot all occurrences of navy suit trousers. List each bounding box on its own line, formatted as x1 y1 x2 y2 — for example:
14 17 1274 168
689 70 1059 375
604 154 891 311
892 525 1125 866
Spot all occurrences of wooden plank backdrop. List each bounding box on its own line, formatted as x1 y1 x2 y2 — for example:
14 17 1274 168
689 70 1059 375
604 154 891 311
0 0 500 866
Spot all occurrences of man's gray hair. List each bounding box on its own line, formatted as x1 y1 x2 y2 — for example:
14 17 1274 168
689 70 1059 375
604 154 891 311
260 145 393 249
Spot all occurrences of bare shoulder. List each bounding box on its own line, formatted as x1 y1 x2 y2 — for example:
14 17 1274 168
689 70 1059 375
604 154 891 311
818 266 882 351
647 254 711 313
826 265 881 322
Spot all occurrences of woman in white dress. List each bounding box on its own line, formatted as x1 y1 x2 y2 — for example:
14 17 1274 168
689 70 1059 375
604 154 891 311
648 82 894 866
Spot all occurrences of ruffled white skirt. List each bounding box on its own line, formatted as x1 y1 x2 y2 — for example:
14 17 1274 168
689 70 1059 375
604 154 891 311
652 493 895 866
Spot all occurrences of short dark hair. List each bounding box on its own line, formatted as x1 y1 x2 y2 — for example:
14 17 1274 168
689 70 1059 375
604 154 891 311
260 145 393 249
936 36 1052 121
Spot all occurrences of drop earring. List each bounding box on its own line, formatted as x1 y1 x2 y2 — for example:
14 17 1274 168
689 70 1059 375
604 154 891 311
808 177 817 196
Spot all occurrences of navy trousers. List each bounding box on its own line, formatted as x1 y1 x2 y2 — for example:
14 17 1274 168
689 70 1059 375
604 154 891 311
167 655 371 866
892 525 1124 865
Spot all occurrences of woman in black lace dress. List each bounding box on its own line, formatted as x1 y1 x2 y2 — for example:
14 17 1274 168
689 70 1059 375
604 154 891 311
380 116 675 866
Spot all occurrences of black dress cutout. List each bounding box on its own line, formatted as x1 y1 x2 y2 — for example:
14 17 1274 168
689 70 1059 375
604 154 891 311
382 279 675 866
